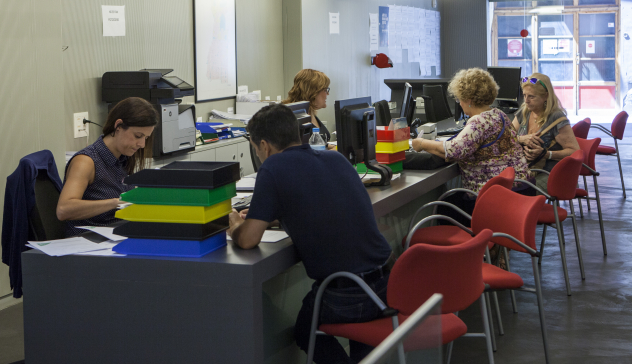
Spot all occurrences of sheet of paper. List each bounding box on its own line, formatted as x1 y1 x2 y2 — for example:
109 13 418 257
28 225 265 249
237 85 248 95
586 40 595 54
369 13 379 51
73 242 125 256
236 176 257 191
77 226 127 241
329 12 340 34
542 39 558 55
102 5 125 37
379 6 389 47
227 230 289 243
28 237 109 256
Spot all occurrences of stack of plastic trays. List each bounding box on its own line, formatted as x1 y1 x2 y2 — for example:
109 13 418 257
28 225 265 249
357 126 409 174
112 161 240 257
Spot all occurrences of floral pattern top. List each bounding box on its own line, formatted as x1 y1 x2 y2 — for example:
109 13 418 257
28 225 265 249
444 108 532 193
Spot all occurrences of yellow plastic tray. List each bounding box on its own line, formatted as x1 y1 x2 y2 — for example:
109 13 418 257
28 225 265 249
115 200 232 224
375 140 409 153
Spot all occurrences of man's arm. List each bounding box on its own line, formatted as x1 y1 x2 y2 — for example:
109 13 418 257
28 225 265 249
228 210 269 249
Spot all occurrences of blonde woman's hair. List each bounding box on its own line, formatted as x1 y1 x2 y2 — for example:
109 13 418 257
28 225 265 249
282 69 330 115
519 72 566 128
447 68 499 107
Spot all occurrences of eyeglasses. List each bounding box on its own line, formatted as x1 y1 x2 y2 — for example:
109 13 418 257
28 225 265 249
324 87 330 95
521 77 548 91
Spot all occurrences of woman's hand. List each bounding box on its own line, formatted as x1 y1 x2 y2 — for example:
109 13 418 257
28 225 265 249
520 133 544 149
326 143 336 151
239 208 249 220
524 144 544 162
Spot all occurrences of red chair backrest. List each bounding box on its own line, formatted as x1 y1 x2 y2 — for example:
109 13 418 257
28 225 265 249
471 185 545 253
546 150 585 200
611 111 628 140
478 167 515 198
575 137 600 176
388 229 491 314
572 118 591 139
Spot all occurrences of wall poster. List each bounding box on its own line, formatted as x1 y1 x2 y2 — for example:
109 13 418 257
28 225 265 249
194 0 237 102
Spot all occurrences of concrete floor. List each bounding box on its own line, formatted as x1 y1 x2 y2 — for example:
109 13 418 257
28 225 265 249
0 123 630 364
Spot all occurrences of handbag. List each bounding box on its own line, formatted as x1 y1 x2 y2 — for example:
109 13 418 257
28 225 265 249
526 116 568 169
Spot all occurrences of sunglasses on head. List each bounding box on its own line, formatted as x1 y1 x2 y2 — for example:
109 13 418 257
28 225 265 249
521 77 548 91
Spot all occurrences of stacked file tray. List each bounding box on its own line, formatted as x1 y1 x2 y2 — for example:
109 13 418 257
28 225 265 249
113 161 240 257
196 122 235 140
358 126 409 174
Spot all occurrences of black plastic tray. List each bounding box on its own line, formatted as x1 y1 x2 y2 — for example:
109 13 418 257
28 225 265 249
124 161 240 189
113 215 229 241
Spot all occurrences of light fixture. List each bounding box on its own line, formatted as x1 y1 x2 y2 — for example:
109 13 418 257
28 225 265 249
529 6 564 15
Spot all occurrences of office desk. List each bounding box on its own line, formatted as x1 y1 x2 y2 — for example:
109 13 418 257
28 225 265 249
22 164 459 364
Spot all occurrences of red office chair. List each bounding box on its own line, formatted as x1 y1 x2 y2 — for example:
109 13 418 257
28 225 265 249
405 186 550 363
572 118 591 139
517 150 585 296
574 138 607 255
306 230 495 364
591 111 628 198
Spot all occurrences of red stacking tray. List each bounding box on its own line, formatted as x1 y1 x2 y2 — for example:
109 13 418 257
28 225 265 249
376 151 406 164
376 126 410 142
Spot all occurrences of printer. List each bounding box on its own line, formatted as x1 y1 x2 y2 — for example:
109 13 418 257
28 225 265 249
102 69 197 157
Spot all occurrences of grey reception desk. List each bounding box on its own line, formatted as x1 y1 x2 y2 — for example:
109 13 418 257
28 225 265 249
22 163 459 364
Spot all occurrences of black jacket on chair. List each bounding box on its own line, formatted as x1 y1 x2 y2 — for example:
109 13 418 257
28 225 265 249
1 150 62 298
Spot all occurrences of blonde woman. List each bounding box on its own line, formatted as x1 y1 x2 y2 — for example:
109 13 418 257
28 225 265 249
512 73 579 192
282 69 335 150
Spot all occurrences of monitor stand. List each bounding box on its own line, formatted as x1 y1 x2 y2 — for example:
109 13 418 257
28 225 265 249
365 161 392 186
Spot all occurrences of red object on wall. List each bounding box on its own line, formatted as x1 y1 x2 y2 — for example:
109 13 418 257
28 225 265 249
372 53 393 68
554 86 575 110
579 86 616 109
520 29 529 37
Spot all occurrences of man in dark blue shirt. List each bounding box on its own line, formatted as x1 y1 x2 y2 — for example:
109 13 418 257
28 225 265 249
228 104 392 364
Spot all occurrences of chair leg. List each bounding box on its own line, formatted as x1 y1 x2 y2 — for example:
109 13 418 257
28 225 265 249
577 196 584 218
538 224 548 265
445 340 454 364
492 291 504 335
484 292 497 352
593 175 607 255
615 139 626 199
532 256 551 364
480 294 496 364
568 201 585 280
583 176 591 211
553 201 572 296
502 248 518 313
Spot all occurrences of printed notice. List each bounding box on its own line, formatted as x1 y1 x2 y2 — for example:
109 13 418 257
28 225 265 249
329 12 340 34
586 40 596 54
102 5 125 37
369 13 379 51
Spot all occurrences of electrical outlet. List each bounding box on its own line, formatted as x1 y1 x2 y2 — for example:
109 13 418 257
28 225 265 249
74 112 89 138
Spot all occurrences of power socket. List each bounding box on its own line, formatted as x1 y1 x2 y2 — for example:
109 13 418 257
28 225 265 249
74 112 89 138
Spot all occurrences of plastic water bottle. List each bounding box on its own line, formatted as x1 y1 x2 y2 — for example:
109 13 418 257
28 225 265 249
309 128 327 151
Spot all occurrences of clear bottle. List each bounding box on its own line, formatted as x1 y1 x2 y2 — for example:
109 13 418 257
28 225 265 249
309 128 327 151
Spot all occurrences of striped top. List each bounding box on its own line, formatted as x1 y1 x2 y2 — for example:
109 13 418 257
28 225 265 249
64 135 132 237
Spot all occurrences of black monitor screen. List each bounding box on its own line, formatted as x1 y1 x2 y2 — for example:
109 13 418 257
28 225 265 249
487 67 522 101
334 97 376 165
400 82 415 125
284 101 312 143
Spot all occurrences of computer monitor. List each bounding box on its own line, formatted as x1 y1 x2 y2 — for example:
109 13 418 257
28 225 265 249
284 101 313 144
400 82 415 126
487 66 522 103
335 97 392 186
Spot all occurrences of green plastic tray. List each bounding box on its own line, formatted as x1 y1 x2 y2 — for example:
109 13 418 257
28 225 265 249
356 161 403 174
120 182 237 206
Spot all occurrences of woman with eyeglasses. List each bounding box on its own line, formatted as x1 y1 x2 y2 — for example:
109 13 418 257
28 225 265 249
282 69 335 150
513 73 579 192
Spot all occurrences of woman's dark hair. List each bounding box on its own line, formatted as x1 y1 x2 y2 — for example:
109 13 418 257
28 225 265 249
103 97 158 174
247 104 301 150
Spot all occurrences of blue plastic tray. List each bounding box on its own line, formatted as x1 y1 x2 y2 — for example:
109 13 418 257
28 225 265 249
113 232 227 257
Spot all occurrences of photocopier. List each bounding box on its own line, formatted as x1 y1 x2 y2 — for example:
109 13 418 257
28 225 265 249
102 69 196 157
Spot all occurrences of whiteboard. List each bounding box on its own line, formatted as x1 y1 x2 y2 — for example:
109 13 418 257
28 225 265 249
193 0 237 102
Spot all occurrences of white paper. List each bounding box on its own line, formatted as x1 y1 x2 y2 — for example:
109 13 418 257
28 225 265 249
390 48 402 64
236 175 257 191
586 40 596 54
369 13 379 51
557 38 570 53
73 242 125 256
77 226 127 241
102 5 125 37
329 12 340 34
542 39 558 55
28 237 110 256
237 85 248 95
227 230 289 243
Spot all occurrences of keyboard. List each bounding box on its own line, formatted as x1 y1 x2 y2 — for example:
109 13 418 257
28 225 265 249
232 195 252 212
437 127 464 136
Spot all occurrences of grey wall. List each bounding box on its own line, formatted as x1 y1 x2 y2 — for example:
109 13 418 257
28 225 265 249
63 0 285 152
440 0 489 79
298 0 436 127
0 0 66 297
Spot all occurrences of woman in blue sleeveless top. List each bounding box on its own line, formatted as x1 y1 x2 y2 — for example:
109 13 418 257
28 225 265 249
57 97 157 237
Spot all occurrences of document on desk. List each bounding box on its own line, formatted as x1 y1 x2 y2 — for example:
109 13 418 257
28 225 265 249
227 230 288 243
77 226 127 241
236 174 257 191
27 237 112 256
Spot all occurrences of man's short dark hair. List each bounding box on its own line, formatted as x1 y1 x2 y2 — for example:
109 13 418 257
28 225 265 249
247 104 301 150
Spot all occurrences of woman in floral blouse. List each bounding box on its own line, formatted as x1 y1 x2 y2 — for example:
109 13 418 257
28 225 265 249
412 67 532 193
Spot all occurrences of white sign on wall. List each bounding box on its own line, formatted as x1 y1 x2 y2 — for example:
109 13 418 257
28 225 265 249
586 40 596 54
